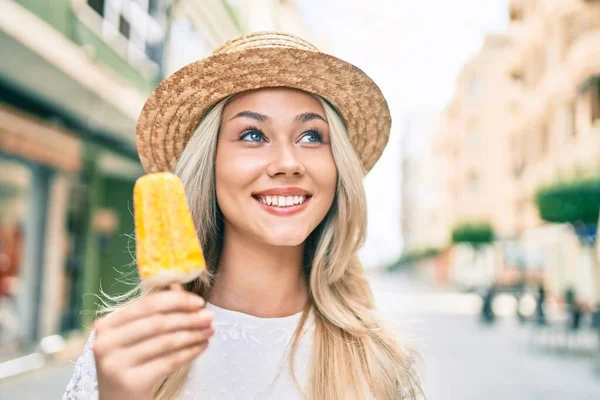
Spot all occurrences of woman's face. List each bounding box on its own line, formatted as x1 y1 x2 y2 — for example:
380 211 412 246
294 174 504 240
215 88 337 247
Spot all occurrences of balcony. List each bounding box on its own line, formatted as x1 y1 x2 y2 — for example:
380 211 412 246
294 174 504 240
565 25 600 89
564 12 600 49
0 1 147 150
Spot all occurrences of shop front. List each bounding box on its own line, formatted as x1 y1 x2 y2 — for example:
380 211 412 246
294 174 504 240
0 102 86 360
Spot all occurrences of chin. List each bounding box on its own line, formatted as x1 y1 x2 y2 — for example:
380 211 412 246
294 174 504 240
260 229 310 247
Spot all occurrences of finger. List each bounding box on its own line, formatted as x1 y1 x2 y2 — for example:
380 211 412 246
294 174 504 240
127 327 214 367
133 342 209 386
99 290 205 329
106 309 214 349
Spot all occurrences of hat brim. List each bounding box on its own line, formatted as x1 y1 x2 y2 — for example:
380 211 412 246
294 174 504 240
136 47 391 173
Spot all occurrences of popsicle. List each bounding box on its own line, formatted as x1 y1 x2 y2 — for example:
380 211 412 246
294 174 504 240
133 172 205 288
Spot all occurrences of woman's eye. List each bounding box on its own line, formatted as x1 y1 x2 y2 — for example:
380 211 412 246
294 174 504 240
298 130 323 143
240 129 265 142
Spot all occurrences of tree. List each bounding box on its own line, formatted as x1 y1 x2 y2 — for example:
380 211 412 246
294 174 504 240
535 177 600 231
451 222 494 248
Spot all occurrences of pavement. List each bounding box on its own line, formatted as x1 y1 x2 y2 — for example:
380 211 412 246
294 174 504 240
370 271 600 400
1 271 599 399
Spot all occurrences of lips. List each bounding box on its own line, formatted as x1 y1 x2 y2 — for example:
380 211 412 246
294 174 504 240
252 187 312 216
253 187 312 197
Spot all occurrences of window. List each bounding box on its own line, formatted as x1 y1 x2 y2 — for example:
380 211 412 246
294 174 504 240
569 101 577 137
468 121 480 148
468 77 481 99
513 153 525 179
84 0 165 67
511 70 523 81
148 0 159 14
530 45 546 86
88 0 105 16
509 5 523 22
510 136 525 178
118 15 130 39
539 124 549 157
591 80 600 124
467 172 479 192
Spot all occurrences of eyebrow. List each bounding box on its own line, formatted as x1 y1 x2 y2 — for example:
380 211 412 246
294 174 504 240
229 110 327 124
229 111 271 122
295 112 328 124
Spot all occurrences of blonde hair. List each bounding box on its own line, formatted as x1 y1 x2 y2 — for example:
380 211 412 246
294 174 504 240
97 94 424 399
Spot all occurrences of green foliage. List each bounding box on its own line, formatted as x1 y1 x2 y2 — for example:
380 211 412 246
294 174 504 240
535 177 600 225
388 247 442 271
451 222 494 247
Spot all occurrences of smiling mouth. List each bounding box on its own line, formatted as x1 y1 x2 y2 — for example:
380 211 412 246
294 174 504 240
252 195 312 208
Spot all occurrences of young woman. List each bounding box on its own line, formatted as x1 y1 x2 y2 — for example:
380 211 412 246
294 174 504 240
63 32 424 400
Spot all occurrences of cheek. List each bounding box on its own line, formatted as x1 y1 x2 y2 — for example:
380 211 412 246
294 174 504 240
214 147 243 217
306 153 337 207
214 146 263 217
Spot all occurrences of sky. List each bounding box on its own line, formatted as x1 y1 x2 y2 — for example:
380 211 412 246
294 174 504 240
299 0 509 268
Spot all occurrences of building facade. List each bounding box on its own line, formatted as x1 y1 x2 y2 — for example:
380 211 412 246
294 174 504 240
428 0 600 299
401 111 449 253
507 0 600 232
435 33 521 239
1 0 160 359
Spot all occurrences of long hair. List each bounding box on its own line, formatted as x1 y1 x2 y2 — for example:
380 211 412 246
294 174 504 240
97 95 424 399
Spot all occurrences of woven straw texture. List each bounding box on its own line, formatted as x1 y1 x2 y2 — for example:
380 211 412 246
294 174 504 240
136 32 391 173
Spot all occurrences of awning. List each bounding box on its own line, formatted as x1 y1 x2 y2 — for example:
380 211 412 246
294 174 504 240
0 103 81 172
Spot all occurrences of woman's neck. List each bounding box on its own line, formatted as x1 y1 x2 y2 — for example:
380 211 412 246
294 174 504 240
208 229 308 318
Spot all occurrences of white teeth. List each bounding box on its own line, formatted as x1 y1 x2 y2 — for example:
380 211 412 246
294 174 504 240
257 195 308 207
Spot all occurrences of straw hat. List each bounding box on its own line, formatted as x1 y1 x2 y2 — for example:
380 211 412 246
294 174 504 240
136 32 391 174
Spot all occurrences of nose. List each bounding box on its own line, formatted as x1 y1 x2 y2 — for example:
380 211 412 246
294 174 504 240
266 142 306 177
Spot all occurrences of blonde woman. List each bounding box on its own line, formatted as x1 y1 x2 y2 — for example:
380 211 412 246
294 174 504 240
63 32 424 400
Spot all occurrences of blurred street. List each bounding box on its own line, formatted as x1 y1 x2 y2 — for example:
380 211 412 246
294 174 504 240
371 272 600 400
0 271 598 399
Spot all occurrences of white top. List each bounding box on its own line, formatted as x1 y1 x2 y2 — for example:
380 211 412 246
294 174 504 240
181 303 314 399
62 303 314 400
62 304 417 399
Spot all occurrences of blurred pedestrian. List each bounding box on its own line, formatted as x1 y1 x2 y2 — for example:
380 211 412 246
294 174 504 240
535 282 546 326
565 286 582 331
481 283 497 324
592 304 600 330
515 275 527 324
63 32 424 400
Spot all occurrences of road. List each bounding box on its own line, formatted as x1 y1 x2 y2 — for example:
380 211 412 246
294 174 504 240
370 271 600 400
1 271 599 399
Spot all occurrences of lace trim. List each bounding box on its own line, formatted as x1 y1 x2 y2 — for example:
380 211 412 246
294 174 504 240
62 331 99 400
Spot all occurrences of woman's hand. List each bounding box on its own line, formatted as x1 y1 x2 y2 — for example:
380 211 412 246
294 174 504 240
93 290 214 400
